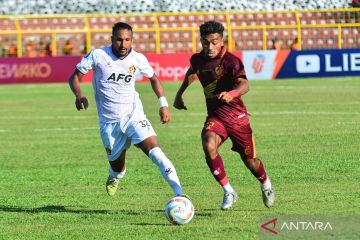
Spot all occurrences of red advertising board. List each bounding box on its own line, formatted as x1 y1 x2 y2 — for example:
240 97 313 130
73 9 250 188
7 49 358 83
0 51 242 84
144 52 193 81
0 56 82 84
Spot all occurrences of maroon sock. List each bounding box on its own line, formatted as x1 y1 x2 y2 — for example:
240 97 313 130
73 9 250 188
206 155 229 186
252 160 267 184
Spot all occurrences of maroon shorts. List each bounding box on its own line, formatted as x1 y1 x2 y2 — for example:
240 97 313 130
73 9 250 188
202 115 256 160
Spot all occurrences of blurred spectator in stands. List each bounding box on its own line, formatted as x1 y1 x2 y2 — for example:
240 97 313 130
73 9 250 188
1 42 7 57
39 41 47 57
63 39 73 55
7 42 17 57
25 40 37 57
351 0 360 7
81 39 87 54
272 37 281 50
290 37 300 50
39 40 53 57
45 42 53 56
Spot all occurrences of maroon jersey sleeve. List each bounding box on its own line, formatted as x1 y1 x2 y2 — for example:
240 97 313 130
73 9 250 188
226 54 247 80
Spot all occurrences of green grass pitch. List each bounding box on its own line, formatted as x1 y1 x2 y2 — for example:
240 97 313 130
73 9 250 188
0 77 359 239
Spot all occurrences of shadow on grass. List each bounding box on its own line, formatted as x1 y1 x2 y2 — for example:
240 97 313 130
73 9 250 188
132 222 170 226
0 205 141 215
154 207 260 217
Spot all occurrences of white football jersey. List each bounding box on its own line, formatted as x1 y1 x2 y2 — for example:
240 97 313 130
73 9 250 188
76 46 154 127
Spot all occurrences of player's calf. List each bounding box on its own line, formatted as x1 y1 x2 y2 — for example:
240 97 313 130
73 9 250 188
244 158 268 184
244 158 275 207
148 147 183 196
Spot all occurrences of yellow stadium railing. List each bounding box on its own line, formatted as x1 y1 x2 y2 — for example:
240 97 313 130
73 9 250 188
0 8 359 57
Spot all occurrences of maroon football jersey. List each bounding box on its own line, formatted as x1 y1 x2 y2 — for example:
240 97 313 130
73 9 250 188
190 47 248 120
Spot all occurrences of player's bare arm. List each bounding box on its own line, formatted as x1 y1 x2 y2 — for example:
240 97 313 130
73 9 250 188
68 69 88 111
218 77 249 103
173 67 197 110
149 74 170 124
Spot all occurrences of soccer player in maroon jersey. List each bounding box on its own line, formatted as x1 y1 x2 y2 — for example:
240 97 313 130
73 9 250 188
173 21 275 210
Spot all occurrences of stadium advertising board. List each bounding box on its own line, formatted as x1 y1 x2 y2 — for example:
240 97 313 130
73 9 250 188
0 53 194 84
0 56 82 84
142 52 193 81
0 49 359 84
242 50 290 80
144 51 242 81
276 48 360 78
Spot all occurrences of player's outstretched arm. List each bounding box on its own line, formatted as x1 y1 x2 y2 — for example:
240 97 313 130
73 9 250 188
173 67 197 110
218 77 249 103
149 74 170 124
68 69 88 111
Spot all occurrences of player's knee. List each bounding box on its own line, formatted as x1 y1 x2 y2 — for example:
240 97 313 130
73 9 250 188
138 136 159 154
202 141 218 159
244 157 260 171
202 132 221 159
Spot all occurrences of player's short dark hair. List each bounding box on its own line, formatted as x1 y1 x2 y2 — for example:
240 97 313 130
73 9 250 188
112 22 133 35
200 21 224 38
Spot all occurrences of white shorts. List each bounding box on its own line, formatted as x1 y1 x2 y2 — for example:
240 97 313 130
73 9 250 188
100 117 156 161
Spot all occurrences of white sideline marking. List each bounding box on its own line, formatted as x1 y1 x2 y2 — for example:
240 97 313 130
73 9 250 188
0 127 98 133
0 111 359 120
0 113 206 120
0 125 203 133
337 121 360 125
251 111 360 115
33 127 99 132
164 124 202 129
1 118 358 133
0 116 96 120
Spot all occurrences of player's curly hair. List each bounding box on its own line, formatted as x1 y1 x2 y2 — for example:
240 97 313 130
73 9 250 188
200 21 224 38
112 22 133 36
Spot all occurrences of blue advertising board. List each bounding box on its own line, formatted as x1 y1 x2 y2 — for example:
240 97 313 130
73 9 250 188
276 49 360 78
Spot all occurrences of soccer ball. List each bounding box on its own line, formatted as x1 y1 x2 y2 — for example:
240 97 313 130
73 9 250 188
165 196 194 225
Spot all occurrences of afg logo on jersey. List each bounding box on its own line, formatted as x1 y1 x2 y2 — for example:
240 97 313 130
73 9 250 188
107 73 133 83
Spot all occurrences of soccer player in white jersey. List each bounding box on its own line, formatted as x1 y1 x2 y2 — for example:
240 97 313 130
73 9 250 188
68 22 184 198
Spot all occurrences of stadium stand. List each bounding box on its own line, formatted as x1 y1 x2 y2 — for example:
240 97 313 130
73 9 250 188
0 0 353 14
0 0 359 56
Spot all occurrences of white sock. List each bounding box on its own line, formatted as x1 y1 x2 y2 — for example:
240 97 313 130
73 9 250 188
223 183 235 194
109 167 126 179
261 176 272 190
148 147 183 196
